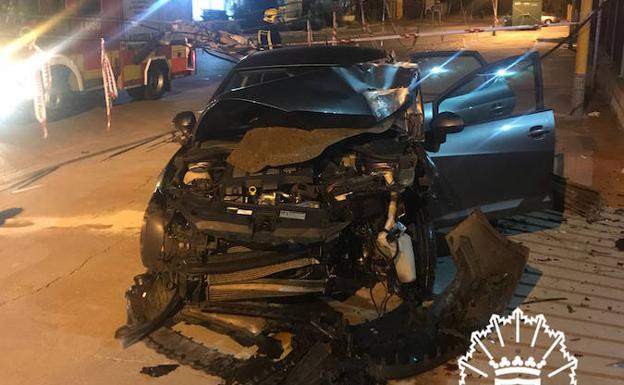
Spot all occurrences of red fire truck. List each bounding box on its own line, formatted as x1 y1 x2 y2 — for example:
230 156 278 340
0 0 196 119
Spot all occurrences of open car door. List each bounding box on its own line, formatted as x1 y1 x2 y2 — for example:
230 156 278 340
410 50 487 126
426 52 555 226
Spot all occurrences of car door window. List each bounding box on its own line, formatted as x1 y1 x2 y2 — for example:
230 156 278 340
411 51 486 102
435 52 542 125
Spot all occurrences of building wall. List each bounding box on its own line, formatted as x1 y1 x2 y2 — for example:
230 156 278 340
595 0 624 130
599 0 624 76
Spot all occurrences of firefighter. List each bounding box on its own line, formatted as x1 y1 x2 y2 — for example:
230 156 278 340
257 8 282 50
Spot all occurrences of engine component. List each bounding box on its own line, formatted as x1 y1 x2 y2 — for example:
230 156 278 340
208 279 326 301
394 233 417 283
183 162 212 185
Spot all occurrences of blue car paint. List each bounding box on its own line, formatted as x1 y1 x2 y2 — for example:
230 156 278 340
426 109 556 225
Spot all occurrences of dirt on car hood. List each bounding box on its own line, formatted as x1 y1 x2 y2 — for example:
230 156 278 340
226 118 395 173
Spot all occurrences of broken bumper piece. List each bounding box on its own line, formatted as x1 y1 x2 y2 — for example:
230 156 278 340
116 210 529 384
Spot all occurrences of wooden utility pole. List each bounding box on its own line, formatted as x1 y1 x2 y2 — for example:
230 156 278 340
491 0 498 36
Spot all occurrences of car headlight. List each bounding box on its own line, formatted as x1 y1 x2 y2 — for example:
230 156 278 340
364 88 409 121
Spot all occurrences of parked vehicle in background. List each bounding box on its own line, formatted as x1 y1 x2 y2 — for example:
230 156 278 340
541 13 561 24
500 12 559 26
0 0 196 120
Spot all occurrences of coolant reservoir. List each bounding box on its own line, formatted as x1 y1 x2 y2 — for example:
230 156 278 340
394 234 417 283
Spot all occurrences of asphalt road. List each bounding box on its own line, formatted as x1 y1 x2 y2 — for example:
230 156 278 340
1 26 622 385
0 52 233 189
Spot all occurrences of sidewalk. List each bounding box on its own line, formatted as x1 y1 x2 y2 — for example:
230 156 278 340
556 106 624 207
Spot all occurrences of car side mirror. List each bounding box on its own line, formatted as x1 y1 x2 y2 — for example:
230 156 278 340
425 112 465 152
172 111 196 136
432 111 464 134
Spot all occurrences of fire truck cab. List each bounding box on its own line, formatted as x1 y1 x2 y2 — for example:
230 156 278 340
0 0 195 119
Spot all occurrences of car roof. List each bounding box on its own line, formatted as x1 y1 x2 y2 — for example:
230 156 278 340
233 45 387 70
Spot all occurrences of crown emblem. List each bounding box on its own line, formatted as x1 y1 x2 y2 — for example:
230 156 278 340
489 355 545 385
458 308 577 385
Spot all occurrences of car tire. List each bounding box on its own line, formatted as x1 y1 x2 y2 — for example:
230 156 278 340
144 65 167 100
544 19 552 24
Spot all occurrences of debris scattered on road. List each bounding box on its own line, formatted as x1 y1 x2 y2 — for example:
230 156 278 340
523 297 567 305
443 362 459 372
608 361 624 369
590 249 612 257
587 111 601 117
566 305 576 313
118 210 529 384
615 238 624 251
535 257 559 262
552 175 603 222
140 364 179 377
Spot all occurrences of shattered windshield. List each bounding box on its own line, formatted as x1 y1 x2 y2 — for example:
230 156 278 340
197 62 419 142
220 67 324 93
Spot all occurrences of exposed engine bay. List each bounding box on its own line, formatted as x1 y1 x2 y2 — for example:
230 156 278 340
116 55 531 384
158 129 430 301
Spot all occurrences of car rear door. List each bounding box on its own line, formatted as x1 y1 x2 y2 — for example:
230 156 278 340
426 52 555 226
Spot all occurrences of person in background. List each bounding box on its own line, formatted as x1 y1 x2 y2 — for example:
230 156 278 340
257 8 282 50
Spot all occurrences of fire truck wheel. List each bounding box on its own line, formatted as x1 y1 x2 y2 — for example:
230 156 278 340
47 67 76 121
126 87 146 100
144 65 167 100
